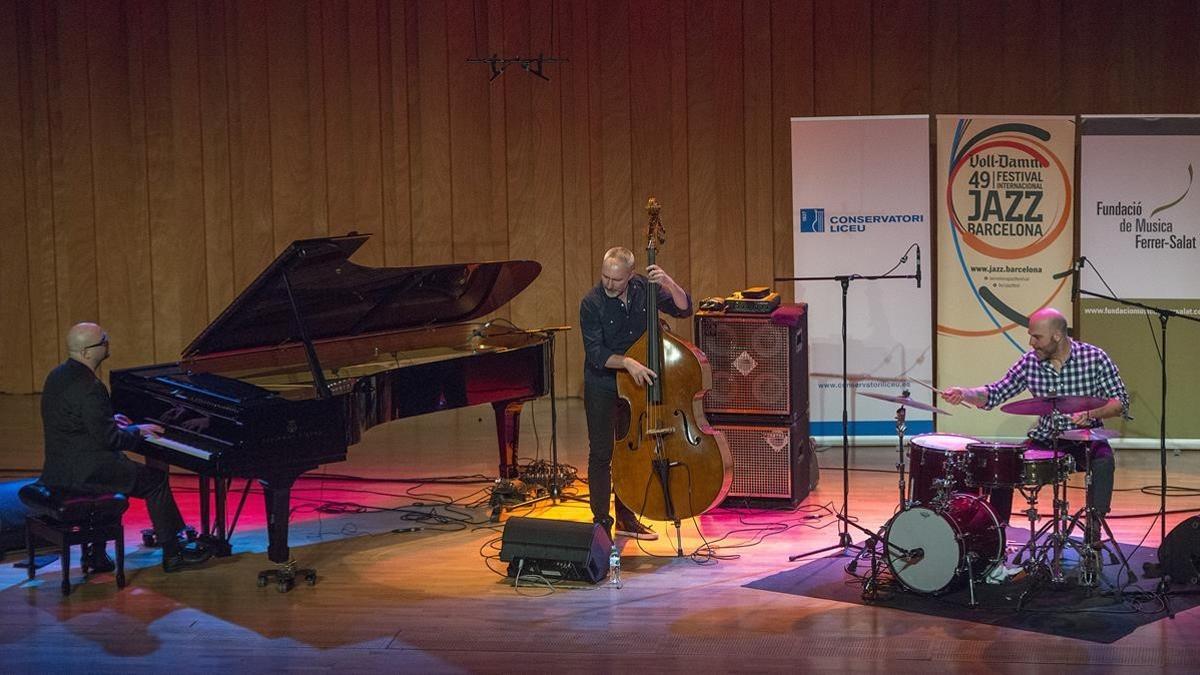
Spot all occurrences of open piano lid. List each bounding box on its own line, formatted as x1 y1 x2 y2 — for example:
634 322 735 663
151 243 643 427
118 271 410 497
182 234 542 359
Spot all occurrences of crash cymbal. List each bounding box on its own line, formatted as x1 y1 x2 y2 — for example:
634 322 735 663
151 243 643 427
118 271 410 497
999 395 1109 416
857 391 952 416
1059 427 1121 442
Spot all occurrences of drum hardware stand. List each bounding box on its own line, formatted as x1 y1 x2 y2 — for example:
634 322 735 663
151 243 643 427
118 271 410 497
1073 265 1199 617
964 552 980 607
1010 484 1049 566
1056 444 1136 591
893 399 908 507
1016 470 1083 608
777 251 920 562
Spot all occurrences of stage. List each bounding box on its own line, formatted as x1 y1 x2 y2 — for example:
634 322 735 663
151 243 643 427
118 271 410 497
1 393 1197 672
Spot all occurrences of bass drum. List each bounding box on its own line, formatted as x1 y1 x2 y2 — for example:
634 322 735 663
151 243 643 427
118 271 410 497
884 493 1006 595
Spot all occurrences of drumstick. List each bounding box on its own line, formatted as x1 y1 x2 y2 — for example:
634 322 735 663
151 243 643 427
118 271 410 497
910 378 976 408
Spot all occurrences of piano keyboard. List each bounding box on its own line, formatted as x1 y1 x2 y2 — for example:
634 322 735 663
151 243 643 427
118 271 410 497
146 435 213 462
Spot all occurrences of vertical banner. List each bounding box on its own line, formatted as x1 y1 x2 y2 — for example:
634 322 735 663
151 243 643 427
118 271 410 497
1080 116 1200 444
935 116 1076 439
791 116 932 441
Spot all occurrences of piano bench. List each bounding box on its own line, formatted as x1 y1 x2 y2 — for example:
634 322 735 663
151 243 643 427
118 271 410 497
18 483 128 596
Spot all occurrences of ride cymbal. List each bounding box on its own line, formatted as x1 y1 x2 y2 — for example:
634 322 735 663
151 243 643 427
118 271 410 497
999 395 1108 416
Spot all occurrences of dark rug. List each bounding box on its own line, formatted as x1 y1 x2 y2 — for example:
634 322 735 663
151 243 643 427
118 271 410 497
746 532 1200 643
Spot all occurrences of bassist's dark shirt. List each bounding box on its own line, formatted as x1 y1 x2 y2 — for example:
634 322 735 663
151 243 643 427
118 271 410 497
579 275 692 392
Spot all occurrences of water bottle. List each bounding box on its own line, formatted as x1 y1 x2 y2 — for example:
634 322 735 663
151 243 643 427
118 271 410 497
608 544 622 588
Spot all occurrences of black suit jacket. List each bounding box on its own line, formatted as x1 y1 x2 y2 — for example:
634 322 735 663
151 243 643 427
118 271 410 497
40 359 143 492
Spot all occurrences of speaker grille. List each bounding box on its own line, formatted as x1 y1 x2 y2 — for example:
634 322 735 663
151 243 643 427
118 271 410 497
699 316 793 415
717 424 794 499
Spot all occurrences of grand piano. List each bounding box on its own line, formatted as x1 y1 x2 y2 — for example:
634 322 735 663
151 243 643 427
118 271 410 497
111 234 550 590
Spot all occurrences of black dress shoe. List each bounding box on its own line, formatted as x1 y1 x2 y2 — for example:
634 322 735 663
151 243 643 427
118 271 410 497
615 518 659 541
83 544 116 574
162 543 213 573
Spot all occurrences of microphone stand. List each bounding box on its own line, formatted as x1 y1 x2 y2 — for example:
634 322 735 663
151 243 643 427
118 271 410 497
486 325 586 519
1074 278 1200 618
776 267 920 561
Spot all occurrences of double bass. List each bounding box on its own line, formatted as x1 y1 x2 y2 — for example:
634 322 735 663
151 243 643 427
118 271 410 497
611 198 732 545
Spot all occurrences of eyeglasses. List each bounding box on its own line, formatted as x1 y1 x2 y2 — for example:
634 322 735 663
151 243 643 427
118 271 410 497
83 337 109 350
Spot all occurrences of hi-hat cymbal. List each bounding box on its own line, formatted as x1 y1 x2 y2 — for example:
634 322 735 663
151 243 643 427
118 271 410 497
857 391 952 416
999 395 1108 416
1059 427 1121 442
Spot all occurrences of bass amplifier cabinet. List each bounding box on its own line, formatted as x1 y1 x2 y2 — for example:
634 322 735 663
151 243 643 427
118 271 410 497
709 418 815 507
499 517 611 583
695 307 808 417
697 305 814 506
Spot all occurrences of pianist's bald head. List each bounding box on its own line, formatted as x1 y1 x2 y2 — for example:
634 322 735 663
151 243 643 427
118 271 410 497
66 322 110 370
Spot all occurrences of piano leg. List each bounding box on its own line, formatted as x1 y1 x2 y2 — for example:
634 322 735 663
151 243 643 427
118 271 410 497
193 475 232 557
261 478 292 565
493 400 526 479
256 474 317 593
215 478 229 542
198 476 211 536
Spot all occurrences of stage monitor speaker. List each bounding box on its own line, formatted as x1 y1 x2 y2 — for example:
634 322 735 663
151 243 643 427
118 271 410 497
1159 515 1200 586
710 419 815 507
695 308 808 417
499 517 611 584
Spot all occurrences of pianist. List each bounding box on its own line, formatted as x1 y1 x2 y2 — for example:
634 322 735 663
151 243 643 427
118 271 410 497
580 247 692 541
39 323 210 573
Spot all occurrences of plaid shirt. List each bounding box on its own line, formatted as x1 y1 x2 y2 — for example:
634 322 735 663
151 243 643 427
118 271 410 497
983 340 1130 443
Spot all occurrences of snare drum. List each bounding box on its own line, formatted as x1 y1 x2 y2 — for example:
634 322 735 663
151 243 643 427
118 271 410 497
1021 448 1075 486
965 442 1025 488
907 433 977 506
885 493 1006 595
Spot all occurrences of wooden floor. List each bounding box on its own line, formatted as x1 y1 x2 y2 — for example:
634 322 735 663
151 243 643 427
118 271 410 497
1 393 1198 673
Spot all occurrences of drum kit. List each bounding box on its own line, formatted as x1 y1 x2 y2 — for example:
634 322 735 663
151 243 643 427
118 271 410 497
852 390 1136 607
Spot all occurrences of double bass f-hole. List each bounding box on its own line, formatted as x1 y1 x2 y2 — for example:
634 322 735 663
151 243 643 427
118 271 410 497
673 409 702 446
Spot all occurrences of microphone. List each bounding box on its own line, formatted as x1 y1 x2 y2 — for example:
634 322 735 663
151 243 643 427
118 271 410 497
916 244 922 289
1052 256 1086 279
903 547 924 563
1070 256 1082 301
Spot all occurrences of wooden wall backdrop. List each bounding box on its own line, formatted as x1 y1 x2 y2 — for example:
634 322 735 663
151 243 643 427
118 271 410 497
1 0 1198 396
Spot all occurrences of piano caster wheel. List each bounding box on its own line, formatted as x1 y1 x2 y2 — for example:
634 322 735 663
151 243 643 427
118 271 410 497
277 579 293 594
305 572 317 586
257 574 269 588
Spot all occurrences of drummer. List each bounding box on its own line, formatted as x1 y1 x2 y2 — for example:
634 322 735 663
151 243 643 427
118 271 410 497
941 308 1129 531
